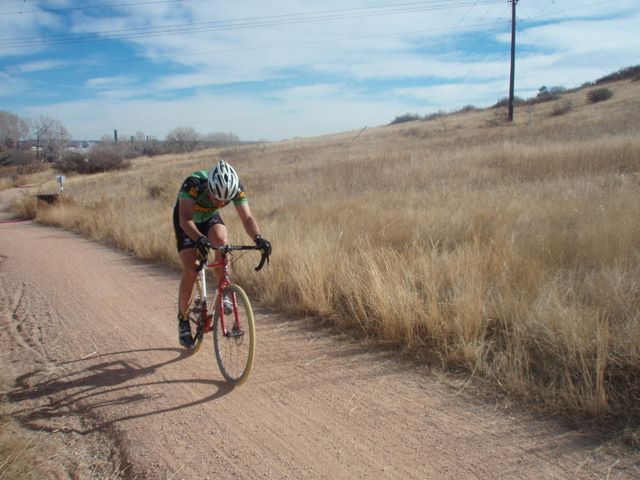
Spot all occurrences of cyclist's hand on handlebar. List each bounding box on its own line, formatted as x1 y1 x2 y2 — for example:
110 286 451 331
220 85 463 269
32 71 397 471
254 235 272 256
254 235 271 271
195 235 213 261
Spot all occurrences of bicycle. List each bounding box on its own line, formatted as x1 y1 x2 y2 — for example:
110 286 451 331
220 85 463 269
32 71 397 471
187 244 269 386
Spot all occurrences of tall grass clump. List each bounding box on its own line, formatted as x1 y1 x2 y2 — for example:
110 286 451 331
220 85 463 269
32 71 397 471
11 78 640 423
1 367 37 480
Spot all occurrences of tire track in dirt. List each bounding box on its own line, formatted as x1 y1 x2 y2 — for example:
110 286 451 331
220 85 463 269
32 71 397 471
5 279 50 360
0 191 133 478
1 282 135 479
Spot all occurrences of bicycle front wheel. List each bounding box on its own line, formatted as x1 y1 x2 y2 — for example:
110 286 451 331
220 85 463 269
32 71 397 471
213 284 256 386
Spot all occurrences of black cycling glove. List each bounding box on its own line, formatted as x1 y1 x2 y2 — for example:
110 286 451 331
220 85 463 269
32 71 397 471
195 235 213 260
254 235 272 257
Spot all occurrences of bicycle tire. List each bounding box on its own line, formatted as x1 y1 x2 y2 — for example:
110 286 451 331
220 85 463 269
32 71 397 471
212 284 256 386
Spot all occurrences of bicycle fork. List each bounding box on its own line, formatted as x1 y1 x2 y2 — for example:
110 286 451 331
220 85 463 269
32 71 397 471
196 267 241 337
216 279 237 337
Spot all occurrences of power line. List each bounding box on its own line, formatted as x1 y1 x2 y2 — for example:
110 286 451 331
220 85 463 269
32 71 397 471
509 0 627 102
0 0 188 15
4 1 624 120
1 1 502 42
10 20 510 71
3 1 615 76
353 0 503 139
0 0 503 48
515 0 610 22
0 0 493 16
399 1 509 113
4 0 614 50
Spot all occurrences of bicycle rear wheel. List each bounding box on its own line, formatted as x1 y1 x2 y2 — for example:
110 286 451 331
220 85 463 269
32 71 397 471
213 284 256 386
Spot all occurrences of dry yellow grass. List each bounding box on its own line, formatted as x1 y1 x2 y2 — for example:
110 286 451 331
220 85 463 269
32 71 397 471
0 162 53 189
9 78 640 423
0 360 45 480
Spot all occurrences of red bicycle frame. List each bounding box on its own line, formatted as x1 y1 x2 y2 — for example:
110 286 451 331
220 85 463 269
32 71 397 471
197 251 237 336
189 243 267 384
195 244 268 336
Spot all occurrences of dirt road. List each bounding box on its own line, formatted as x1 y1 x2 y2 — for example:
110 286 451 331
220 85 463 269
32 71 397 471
0 188 637 479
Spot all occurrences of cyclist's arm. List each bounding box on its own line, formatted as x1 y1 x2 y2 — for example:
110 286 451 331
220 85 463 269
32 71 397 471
234 203 261 240
178 198 204 241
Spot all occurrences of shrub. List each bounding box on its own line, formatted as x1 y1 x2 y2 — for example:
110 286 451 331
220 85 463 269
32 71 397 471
587 88 614 104
54 151 87 173
458 105 478 114
142 139 166 157
595 65 640 84
423 110 447 122
54 144 130 174
2 149 37 166
165 127 200 153
389 113 421 125
550 100 572 117
86 143 129 172
533 86 559 103
493 96 524 108
529 85 566 105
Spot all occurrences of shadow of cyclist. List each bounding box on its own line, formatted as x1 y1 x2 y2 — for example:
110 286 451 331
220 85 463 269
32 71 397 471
9 346 234 434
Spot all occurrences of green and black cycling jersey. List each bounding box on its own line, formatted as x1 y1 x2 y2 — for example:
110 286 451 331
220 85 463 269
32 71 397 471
175 170 248 223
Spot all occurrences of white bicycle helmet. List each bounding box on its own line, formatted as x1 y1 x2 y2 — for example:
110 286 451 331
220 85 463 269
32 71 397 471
207 159 240 202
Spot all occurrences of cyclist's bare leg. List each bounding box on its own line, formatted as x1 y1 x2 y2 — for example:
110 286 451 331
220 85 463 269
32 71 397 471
207 223 228 283
178 248 199 315
177 223 227 314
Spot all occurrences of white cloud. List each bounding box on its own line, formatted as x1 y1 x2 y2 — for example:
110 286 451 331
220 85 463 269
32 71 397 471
0 8 62 57
2 1 638 141
9 59 71 73
395 79 508 108
85 75 137 88
19 83 415 141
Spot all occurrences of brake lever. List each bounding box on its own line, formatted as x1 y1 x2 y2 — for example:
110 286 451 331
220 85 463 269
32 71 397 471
255 252 270 271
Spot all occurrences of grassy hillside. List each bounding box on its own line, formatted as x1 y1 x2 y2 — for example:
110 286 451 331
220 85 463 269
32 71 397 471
9 78 640 425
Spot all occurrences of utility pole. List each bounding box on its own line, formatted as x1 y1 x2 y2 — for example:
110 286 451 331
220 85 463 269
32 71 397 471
508 0 518 122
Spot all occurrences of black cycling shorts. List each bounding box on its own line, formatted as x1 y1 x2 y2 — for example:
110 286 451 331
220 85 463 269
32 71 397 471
173 204 225 252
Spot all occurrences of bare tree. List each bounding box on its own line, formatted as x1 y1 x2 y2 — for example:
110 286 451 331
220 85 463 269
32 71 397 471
129 131 147 155
142 136 164 156
203 131 241 147
165 127 200 153
31 115 70 162
0 111 30 150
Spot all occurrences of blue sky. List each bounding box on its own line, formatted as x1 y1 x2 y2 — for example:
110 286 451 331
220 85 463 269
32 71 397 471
1 0 638 141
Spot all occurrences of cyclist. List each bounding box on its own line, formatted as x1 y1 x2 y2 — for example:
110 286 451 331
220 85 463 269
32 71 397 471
173 159 271 348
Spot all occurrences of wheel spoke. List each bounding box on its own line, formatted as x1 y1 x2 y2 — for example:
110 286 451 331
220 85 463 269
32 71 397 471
213 284 255 385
